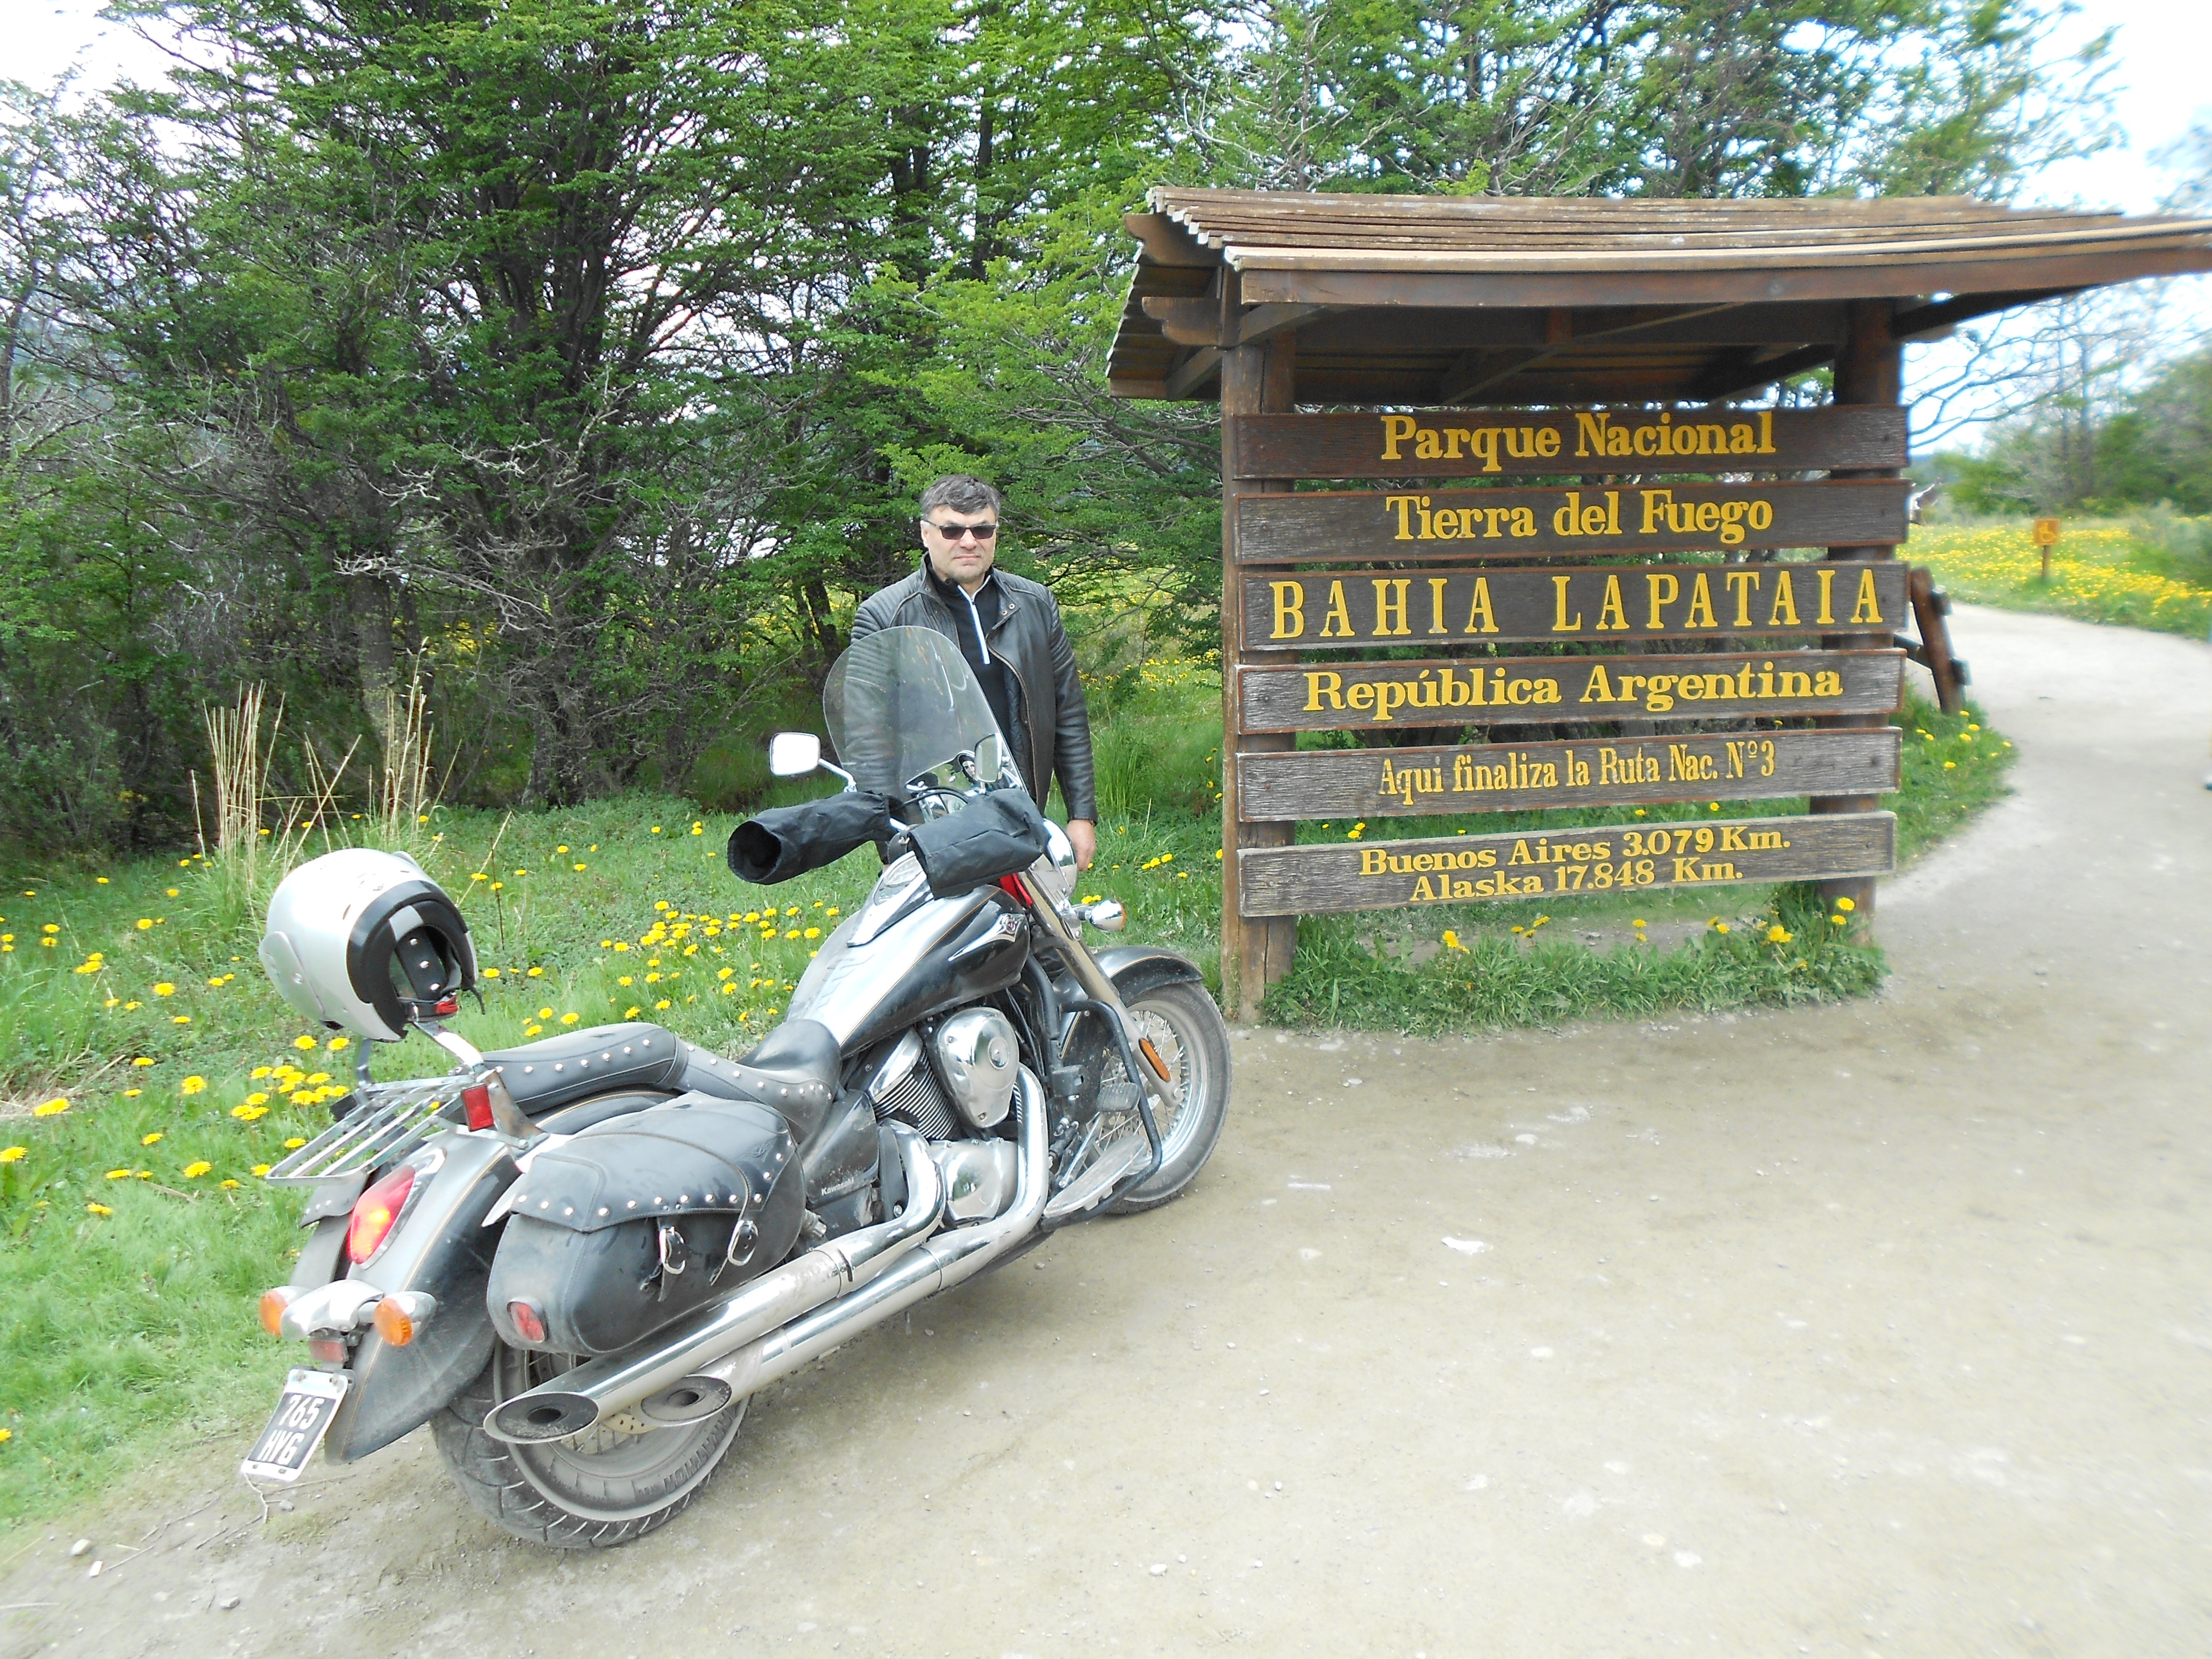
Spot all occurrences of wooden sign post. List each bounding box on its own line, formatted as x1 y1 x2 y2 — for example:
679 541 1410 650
2033 517 2061 582
1106 188 2212 1017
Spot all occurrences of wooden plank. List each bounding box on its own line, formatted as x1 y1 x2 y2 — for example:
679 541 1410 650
1235 479 1908 564
1237 811 1897 918
1232 249 2212 314
1232 406 1906 479
1237 729 1899 821
1243 560 1911 651
1238 648 1904 731
1165 347 1223 398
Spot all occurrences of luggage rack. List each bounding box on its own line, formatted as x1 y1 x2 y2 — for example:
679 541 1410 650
260 1077 464 1186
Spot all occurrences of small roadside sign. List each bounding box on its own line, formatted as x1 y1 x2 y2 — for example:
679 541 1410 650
2033 516 2060 580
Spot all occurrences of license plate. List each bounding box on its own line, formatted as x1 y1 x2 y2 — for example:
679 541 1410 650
239 1368 351 1483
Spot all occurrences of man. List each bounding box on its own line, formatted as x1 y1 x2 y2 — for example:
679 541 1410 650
849 476 1098 869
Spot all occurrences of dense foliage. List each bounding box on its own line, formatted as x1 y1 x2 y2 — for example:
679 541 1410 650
1 0 2111 857
1935 346 2212 517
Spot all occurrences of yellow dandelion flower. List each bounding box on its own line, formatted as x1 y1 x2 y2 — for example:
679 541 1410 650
106 1168 132 1180
536 1006 554 1019
252 1163 271 1177
153 981 175 996
283 1138 306 1150
560 1012 579 1026
32 1099 67 1117
293 1034 317 1051
142 1132 163 1145
624 1005 641 1018
327 1036 349 1052
1835 896 1856 912
180 1075 207 1095
655 999 671 1010
221 1179 240 1189
523 1024 543 1037
87 1202 113 1217
182 1160 211 1178
526 967 544 978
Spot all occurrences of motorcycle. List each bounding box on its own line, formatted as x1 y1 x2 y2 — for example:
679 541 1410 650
241 625 1230 1547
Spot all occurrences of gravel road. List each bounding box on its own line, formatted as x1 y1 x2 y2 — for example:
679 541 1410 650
6 603 2210 1659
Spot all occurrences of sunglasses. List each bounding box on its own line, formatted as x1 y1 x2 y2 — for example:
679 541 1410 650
924 519 998 542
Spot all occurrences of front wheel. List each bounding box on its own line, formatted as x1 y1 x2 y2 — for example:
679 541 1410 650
431 1342 745 1548
1108 981 1231 1215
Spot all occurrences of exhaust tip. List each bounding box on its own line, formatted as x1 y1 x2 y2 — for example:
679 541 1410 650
486 1392 598 1444
641 1376 734 1427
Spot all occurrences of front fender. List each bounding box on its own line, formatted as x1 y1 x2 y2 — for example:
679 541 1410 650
1095 944 1204 1005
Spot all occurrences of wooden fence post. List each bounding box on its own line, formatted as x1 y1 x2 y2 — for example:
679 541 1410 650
1813 299 1903 927
1218 317 1298 1023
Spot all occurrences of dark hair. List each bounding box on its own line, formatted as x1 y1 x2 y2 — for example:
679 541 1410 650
918 475 1003 521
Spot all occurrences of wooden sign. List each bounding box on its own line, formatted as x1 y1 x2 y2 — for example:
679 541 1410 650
1232 406 1909 480
1236 812 1897 918
2032 517 2061 546
1244 560 1909 651
1237 729 1899 821
1234 479 1908 563
1238 649 1904 730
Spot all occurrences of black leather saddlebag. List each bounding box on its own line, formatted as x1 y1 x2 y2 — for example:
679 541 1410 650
486 1092 806 1357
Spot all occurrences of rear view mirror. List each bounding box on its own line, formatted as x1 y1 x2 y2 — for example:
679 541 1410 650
768 732 822 777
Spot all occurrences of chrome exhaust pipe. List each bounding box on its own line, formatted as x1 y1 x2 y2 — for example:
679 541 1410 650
486 1122 947 1443
662 1067 1051 1412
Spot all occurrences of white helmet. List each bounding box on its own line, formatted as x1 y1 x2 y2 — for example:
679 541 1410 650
259 849 478 1043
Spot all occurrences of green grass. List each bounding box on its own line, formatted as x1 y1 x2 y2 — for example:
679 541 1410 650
1907 515 2212 639
0 664 2012 1524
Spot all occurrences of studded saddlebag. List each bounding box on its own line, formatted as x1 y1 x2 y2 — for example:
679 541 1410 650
485 1091 806 1357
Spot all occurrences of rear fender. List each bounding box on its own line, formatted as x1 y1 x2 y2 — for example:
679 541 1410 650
319 1087 675 1463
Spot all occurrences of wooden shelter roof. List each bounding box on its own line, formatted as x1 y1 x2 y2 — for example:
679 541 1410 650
1109 188 2212 406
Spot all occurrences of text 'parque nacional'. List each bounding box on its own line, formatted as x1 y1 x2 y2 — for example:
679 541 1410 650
1228 406 1910 480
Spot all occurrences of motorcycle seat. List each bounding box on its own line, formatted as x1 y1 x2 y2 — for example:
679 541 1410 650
482 1022 699 1118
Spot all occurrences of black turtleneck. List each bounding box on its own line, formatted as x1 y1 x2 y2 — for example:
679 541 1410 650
924 560 1017 755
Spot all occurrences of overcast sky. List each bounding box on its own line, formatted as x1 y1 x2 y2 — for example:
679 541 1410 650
12 0 2210 446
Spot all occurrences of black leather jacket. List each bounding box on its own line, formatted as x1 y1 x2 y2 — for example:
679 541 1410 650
849 562 1097 821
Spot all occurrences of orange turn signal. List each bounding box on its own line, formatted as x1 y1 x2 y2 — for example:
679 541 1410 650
372 1291 437 1347
258 1286 297 1338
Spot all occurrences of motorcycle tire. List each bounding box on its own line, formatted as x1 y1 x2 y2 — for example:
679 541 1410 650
431 1340 746 1548
1107 980 1232 1216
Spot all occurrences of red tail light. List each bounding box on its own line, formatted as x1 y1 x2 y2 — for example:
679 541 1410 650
347 1164 417 1264
461 1082 493 1131
506 1299 547 1345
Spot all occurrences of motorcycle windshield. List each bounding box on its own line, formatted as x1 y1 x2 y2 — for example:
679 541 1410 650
823 626 1005 802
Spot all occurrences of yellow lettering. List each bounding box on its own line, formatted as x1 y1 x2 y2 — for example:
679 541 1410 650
1379 415 1416 461
1319 580 1354 639
1386 495 1419 540
1302 671 1343 712
1372 579 1411 637
1270 581 1305 640
1596 575 1629 632
1768 570 1800 627
1646 572 1679 628
1464 579 1498 634
1551 575 1583 634
1684 573 1717 629
1851 567 1883 624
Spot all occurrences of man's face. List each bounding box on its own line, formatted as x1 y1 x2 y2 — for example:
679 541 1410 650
921 509 999 591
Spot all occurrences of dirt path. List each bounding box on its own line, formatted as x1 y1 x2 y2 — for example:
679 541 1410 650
7 604 2210 1659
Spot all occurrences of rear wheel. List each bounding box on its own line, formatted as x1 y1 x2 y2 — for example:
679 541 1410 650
1107 981 1231 1215
431 1342 745 1548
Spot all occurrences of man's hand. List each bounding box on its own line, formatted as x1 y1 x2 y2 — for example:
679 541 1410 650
1066 818 1097 872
